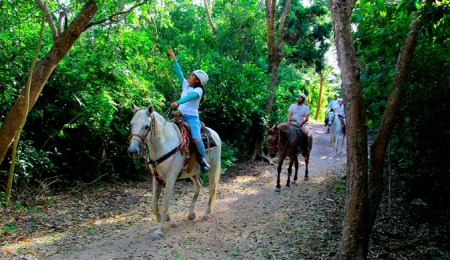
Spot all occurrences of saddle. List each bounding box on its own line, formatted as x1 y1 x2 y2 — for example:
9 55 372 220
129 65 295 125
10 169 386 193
170 111 218 173
290 121 310 156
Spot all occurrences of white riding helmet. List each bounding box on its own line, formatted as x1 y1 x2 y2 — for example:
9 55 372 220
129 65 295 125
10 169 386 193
193 70 209 87
297 93 307 100
338 98 343 102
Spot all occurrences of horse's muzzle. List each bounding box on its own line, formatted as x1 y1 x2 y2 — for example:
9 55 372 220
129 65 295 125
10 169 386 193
127 145 141 158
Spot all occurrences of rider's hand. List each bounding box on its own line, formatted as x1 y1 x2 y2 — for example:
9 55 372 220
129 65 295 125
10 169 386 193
167 47 175 60
170 101 179 109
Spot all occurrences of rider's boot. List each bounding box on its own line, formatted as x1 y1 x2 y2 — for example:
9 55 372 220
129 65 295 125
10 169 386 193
194 140 210 174
198 157 211 174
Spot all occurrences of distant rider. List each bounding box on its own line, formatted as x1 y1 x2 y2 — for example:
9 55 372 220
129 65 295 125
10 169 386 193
325 94 340 134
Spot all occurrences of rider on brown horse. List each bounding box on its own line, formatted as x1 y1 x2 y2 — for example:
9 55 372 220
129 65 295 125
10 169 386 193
287 93 311 155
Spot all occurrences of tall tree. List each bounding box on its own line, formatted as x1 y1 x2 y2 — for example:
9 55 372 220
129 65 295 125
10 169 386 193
330 0 427 258
264 0 291 115
0 0 99 166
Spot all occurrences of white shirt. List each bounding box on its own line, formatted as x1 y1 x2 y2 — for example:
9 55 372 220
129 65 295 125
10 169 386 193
178 79 203 116
288 104 310 123
337 105 345 116
327 99 339 111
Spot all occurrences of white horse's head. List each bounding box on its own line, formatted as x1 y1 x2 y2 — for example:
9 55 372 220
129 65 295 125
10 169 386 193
326 110 336 126
127 102 154 158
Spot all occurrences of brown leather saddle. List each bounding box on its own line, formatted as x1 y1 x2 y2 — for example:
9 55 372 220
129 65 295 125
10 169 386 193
170 111 218 173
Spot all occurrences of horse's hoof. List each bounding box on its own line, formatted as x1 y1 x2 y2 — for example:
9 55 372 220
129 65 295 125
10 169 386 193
285 185 290 189
152 233 163 240
304 176 309 181
188 213 196 220
275 187 281 192
202 215 210 221
166 214 171 221
291 180 297 185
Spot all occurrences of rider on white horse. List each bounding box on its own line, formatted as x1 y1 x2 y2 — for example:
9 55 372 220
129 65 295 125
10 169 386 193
325 93 340 134
336 98 346 137
167 47 210 174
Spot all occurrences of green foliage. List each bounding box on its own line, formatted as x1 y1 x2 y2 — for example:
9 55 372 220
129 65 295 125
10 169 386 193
1 222 16 233
389 45 450 211
0 140 59 187
353 0 450 212
0 0 334 188
221 141 238 174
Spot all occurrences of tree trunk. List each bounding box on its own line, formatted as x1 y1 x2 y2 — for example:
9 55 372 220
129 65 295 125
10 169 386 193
264 0 291 115
330 0 424 258
314 73 324 120
330 0 370 258
0 0 98 166
253 0 291 161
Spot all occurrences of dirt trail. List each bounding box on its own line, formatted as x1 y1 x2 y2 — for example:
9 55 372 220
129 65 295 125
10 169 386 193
1 122 348 260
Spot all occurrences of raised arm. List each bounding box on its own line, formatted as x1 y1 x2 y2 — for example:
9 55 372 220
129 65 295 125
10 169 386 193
167 47 185 85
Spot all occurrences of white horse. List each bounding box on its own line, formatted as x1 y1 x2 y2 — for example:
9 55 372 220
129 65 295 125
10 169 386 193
127 102 221 239
326 110 345 156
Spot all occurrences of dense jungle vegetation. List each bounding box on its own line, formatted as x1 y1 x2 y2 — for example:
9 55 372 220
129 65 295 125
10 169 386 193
1 0 449 256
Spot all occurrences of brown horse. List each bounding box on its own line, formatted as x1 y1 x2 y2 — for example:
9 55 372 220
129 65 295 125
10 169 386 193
267 123 313 192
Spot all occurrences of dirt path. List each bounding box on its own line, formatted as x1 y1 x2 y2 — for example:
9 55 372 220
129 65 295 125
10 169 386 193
1 122 348 260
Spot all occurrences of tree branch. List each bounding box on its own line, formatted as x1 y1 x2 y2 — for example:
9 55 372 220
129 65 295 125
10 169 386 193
203 0 217 36
36 0 58 40
84 1 148 31
277 0 291 46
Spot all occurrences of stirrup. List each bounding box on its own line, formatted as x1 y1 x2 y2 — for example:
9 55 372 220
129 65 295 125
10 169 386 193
199 158 210 174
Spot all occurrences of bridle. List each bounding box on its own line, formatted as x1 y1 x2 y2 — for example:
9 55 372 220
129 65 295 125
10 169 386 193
128 109 188 185
267 124 292 156
128 110 156 158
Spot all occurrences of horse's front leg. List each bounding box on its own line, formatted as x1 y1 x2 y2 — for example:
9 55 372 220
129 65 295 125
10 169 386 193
152 177 164 223
285 156 295 188
331 135 337 156
152 177 176 240
188 174 203 221
275 156 285 192
291 156 299 185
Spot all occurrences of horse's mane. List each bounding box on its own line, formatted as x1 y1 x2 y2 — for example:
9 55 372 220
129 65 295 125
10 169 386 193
151 111 178 140
275 123 298 146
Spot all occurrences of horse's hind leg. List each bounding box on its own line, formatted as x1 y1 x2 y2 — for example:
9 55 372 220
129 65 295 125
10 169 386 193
291 156 299 185
203 159 220 220
304 154 310 180
188 174 203 221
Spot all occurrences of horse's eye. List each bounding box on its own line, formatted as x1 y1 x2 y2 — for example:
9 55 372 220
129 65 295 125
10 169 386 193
145 125 149 129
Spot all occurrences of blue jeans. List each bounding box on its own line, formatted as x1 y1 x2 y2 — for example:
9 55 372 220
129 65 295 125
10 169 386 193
183 114 206 158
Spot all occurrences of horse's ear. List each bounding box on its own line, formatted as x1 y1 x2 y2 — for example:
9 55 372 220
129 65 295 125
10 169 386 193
131 101 140 113
265 125 270 131
147 105 153 115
